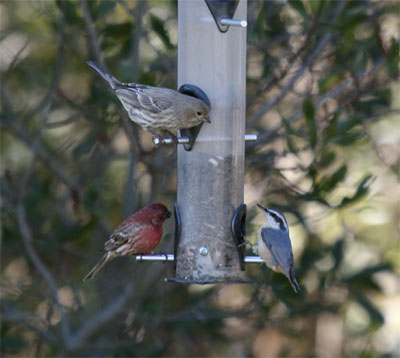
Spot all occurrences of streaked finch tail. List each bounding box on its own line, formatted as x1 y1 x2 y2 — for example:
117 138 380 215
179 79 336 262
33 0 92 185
87 61 120 90
83 251 116 282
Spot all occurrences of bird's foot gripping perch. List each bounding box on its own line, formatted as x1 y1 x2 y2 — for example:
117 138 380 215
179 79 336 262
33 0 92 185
238 238 255 250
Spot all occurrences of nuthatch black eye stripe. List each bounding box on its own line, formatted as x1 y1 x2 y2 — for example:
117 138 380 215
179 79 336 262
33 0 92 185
267 210 287 231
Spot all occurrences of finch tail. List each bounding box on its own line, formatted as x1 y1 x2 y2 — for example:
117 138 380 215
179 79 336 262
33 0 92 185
87 61 120 90
83 252 115 282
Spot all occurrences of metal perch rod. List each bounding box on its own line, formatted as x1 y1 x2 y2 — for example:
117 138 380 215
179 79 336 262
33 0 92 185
152 134 257 146
135 254 264 264
220 18 247 28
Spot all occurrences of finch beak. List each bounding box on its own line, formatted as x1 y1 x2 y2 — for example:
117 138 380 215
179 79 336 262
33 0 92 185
203 115 211 124
165 211 172 219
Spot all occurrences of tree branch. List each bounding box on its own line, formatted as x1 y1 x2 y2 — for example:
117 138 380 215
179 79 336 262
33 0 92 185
79 0 104 66
249 58 385 149
247 0 346 127
67 280 136 350
27 15 65 120
15 201 71 344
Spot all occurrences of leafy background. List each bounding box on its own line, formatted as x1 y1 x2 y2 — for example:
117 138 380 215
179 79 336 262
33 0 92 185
1 0 399 357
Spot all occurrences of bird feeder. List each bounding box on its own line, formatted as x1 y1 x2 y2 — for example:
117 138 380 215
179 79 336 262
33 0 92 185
171 0 248 284
139 0 263 283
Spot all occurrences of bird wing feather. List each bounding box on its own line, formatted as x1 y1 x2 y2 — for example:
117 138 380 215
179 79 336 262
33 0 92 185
115 87 174 114
104 222 143 251
261 228 301 293
261 227 294 274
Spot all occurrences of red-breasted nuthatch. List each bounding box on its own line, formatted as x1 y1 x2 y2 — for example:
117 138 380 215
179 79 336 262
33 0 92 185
253 204 300 293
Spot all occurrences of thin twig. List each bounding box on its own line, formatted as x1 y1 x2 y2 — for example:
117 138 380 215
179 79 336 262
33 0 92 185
1 83 79 193
247 0 346 127
45 114 83 128
80 0 104 66
249 58 385 149
67 280 136 350
15 201 71 344
127 0 147 81
27 16 65 120
2 119 78 192
2 311 59 345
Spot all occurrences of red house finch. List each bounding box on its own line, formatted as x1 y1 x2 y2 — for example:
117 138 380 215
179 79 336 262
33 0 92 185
87 61 210 140
253 204 300 293
83 203 171 281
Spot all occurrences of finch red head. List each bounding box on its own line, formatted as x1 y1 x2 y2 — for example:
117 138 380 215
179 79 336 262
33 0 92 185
87 61 210 139
83 203 171 281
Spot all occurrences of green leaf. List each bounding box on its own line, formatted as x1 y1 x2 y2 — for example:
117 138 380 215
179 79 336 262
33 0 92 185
332 239 344 270
149 14 174 50
87 1 116 21
102 23 133 39
314 165 347 193
303 97 317 148
72 132 98 159
288 0 308 19
387 38 400 77
339 175 374 207
319 149 336 168
56 0 80 25
286 135 297 154
353 89 392 113
346 263 392 283
256 3 267 37
354 294 384 326
336 116 362 135
282 119 299 137
323 111 340 139
96 1 116 18
319 73 341 93
334 131 364 146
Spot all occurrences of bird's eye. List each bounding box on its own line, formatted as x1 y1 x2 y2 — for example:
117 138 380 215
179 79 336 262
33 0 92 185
196 111 202 116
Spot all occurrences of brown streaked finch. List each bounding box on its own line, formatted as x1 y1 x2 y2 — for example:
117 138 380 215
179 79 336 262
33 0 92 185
87 61 210 141
83 203 171 281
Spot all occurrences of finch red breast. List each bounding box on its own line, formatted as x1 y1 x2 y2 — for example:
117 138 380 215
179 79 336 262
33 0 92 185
83 203 171 281
87 61 210 139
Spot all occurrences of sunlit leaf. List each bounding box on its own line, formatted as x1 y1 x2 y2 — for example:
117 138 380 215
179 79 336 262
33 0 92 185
332 239 344 270
314 165 347 193
387 38 400 77
319 149 336 168
72 132 98 159
354 294 384 326
288 0 308 19
339 174 374 207
149 14 174 50
56 0 80 25
334 131 364 146
102 23 134 39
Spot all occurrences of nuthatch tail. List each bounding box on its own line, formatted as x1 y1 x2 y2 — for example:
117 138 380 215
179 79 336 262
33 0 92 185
253 204 300 293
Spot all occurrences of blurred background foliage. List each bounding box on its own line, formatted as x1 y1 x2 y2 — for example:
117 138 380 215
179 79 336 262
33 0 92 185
1 0 399 356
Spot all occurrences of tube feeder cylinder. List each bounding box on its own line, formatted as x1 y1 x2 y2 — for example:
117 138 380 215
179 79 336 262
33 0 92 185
176 0 247 282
